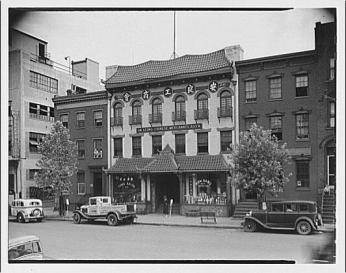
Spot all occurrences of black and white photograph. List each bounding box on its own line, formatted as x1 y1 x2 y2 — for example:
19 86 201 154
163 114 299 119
1 1 344 272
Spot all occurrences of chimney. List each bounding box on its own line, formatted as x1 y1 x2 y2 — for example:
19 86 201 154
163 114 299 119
105 65 119 81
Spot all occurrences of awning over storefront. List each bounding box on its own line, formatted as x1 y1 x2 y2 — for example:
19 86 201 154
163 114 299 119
105 145 230 174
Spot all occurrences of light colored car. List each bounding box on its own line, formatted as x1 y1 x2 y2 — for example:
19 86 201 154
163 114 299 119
10 199 44 223
8 235 43 260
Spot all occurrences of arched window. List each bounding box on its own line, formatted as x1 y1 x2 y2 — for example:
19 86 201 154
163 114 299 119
196 93 208 119
220 91 232 117
131 100 142 124
151 98 162 123
174 95 186 121
113 103 123 126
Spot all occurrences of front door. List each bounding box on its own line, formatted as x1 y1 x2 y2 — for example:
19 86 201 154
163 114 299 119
155 174 180 211
244 189 257 200
93 172 103 196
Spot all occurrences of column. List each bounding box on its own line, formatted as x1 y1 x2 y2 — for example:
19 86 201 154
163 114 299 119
192 173 197 198
178 173 184 207
226 175 231 204
141 175 146 202
151 180 155 212
185 175 189 196
146 175 151 201
217 178 221 194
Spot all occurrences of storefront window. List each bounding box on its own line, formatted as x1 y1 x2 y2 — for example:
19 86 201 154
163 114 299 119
113 175 141 203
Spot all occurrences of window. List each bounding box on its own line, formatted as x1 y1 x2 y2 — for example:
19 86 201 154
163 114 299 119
296 161 310 187
174 95 186 121
30 71 58 93
220 131 232 152
29 103 38 114
49 107 54 118
29 132 45 153
175 134 185 154
328 101 335 128
29 169 40 180
296 113 309 140
77 172 86 195
39 105 48 116
295 75 308 97
76 112 85 128
93 139 103 159
29 103 53 121
76 140 85 159
60 114 68 128
270 116 282 140
330 57 335 80
219 91 232 117
197 132 208 153
131 101 142 124
245 117 257 130
151 98 162 123
114 138 123 157
196 93 208 119
132 136 142 156
327 155 336 186
269 77 282 99
113 103 123 126
94 111 103 127
245 80 256 102
152 135 162 155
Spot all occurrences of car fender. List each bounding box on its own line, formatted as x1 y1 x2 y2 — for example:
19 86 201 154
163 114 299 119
106 211 121 220
244 216 267 228
295 216 316 229
72 210 88 220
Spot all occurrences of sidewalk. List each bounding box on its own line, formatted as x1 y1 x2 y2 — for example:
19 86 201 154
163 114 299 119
43 207 335 232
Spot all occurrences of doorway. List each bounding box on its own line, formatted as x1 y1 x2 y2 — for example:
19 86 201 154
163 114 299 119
93 172 103 196
155 174 180 211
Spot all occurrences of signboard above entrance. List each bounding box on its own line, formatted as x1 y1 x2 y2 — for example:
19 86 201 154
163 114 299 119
137 123 202 133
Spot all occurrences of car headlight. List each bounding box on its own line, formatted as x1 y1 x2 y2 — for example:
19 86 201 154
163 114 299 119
246 210 252 217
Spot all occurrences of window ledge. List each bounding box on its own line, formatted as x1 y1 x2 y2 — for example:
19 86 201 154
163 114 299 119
245 101 257 104
268 98 283 102
296 187 311 191
294 96 309 99
113 156 123 159
296 138 310 142
220 150 232 154
197 152 209 155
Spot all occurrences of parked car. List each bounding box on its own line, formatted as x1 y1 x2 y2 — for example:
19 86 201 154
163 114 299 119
243 200 323 235
73 196 137 226
9 199 44 223
8 235 43 260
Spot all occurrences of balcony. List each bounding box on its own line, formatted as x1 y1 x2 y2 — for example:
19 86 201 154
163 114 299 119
194 109 209 120
217 107 233 118
30 53 53 67
172 111 186 122
129 115 142 125
29 113 55 122
111 116 123 127
149 113 162 124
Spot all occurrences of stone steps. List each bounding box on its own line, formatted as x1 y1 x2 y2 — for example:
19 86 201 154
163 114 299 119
233 201 258 218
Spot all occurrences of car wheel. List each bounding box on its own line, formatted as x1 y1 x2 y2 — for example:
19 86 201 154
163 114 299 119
107 214 118 226
73 213 81 224
244 220 257 232
296 220 312 235
32 209 41 217
37 218 43 222
17 213 25 223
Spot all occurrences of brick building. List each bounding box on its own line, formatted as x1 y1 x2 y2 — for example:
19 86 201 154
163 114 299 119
235 22 336 213
104 46 243 216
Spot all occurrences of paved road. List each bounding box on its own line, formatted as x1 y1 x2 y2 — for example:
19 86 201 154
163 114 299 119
8 220 328 263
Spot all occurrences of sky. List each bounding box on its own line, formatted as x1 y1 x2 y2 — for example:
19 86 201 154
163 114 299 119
10 8 335 82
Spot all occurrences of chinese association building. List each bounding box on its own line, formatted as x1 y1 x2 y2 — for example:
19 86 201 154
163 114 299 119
104 46 243 216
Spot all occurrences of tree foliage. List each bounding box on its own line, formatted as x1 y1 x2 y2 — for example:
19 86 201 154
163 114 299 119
230 123 291 198
35 121 78 195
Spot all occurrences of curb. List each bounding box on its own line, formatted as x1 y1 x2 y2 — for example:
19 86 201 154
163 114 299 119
135 222 243 229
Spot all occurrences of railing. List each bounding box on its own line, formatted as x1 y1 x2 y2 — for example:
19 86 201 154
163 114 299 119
217 107 233 118
110 117 123 127
172 111 186 122
29 113 55 122
129 115 142 125
149 113 162 124
194 109 209 120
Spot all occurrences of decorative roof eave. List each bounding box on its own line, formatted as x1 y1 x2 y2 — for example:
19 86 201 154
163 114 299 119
105 67 233 91
53 91 108 105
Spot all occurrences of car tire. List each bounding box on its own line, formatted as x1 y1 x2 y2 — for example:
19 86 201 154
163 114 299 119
37 218 43 223
107 214 118 226
73 213 81 224
17 213 25 223
296 220 312 235
244 220 257 232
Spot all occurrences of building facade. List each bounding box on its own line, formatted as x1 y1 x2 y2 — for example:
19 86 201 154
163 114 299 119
235 22 336 204
53 91 108 207
104 46 243 216
8 29 103 201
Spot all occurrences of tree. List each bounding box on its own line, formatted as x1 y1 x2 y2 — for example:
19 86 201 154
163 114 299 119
230 123 291 202
35 121 78 213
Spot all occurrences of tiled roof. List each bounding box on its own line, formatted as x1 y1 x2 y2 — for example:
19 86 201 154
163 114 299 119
105 49 232 87
176 154 229 172
106 157 153 173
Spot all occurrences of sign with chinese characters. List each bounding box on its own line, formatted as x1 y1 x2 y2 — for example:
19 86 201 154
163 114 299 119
123 92 131 102
137 123 202 133
142 90 151 100
196 179 212 187
186 84 195 95
208 81 219 92
163 87 173 97
116 176 136 189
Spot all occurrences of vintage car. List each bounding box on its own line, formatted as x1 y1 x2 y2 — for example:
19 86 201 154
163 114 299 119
9 199 44 223
8 235 43 261
243 200 323 235
73 196 137 226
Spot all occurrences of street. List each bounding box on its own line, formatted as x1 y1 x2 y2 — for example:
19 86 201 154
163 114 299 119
8 220 329 263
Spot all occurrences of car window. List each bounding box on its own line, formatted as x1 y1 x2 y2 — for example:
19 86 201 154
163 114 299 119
12 201 15 206
20 202 24 207
271 203 284 212
30 201 40 206
90 199 97 205
285 203 298 212
102 198 108 203
32 241 41 253
299 203 310 212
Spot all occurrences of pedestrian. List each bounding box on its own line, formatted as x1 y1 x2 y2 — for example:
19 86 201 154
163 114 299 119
163 195 169 217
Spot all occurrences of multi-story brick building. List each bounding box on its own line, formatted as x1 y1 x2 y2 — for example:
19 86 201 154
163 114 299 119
8 28 103 202
104 46 243 216
53 91 108 207
235 22 336 211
